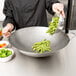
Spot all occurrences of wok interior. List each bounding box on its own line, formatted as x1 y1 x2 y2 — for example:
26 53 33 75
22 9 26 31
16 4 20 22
9 27 70 53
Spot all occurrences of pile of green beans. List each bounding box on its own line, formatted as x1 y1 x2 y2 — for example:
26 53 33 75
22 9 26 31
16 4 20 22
0 48 12 58
32 39 51 53
46 17 59 35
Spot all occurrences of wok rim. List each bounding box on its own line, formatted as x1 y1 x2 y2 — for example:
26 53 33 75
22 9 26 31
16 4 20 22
9 26 70 57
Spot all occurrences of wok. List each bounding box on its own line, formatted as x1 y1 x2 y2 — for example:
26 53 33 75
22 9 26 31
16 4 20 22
9 26 70 57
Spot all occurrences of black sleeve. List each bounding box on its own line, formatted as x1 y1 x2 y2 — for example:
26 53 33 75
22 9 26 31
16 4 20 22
46 0 60 15
3 0 15 28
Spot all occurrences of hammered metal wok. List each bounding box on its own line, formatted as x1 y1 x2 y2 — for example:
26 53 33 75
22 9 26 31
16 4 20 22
9 26 70 57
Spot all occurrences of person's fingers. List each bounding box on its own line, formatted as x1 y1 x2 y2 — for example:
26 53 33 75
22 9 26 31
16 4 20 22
55 8 65 18
53 7 60 14
52 3 65 18
2 27 8 34
2 27 11 37
3 32 11 37
2 26 11 35
56 7 65 18
61 10 65 18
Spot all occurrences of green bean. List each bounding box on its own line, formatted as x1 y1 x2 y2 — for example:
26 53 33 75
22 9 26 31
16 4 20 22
32 39 51 53
0 48 12 58
46 17 59 35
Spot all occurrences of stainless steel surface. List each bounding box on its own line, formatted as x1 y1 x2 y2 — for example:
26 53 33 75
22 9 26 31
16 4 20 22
9 27 70 57
0 31 76 76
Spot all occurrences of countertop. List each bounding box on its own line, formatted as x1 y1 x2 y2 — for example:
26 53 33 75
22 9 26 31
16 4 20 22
0 31 76 76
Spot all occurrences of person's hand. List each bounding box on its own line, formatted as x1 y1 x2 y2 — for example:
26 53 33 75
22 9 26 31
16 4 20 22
52 3 65 18
2 23 14 37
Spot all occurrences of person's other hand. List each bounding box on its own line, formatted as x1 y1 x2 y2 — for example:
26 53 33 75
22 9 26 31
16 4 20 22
52 3 65 18
2 23 14 37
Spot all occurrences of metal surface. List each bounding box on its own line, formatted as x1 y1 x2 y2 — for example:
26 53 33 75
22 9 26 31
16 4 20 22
9 27 70 57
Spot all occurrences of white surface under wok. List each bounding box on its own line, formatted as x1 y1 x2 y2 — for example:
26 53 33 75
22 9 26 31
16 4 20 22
0 31 76 76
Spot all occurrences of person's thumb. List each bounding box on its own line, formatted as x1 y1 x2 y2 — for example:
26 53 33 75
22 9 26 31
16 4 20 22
61 11 65 18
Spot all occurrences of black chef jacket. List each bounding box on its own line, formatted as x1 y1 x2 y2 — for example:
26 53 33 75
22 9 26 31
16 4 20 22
3 0 59 30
